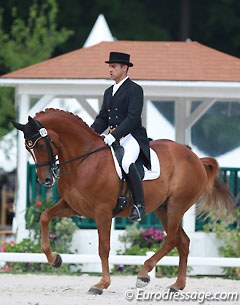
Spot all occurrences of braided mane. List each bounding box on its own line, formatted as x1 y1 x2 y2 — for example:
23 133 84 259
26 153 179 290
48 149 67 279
35 108 87 126
35 108 100 136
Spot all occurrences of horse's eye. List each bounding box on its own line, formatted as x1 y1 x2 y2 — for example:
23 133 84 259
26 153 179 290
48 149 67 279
36 142 45 150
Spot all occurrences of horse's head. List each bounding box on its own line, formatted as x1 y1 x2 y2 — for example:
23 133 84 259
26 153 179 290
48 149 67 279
12 116 59 187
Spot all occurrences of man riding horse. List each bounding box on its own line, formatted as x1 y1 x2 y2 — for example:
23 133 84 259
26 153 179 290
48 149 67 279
91 52 151 221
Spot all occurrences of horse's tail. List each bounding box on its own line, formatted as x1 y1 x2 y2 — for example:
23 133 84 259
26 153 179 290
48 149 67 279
197 157 235 219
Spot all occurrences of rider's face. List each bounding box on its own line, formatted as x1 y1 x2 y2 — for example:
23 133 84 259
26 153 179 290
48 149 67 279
108 63 128 84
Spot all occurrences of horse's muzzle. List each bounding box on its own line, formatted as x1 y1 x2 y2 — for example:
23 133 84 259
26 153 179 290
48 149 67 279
45 176 55 188
38 169 55 188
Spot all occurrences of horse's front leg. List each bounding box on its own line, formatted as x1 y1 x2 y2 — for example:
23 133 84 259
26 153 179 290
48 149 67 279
88 213 112 295
40 198 75 267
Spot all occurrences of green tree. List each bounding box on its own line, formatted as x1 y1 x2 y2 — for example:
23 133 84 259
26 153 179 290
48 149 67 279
55 0 240 56
191 0 240 57
192 102 240 156
0 0 73 138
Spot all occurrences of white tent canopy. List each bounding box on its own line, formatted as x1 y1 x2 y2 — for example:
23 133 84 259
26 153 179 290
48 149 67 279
83 14 114 47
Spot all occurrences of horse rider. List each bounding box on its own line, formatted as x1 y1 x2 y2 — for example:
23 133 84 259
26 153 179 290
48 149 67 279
91 51 151 221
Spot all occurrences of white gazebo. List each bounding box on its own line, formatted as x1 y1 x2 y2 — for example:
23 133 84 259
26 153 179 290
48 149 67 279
1 36 240 242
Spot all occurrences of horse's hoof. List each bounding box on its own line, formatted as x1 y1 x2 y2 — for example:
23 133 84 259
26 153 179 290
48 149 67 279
168 287 179 293
52 254 62 268
136 276 150 288
87 286 103 295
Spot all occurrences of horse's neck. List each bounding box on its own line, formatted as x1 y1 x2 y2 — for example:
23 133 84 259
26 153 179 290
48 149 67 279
56 123 101 160
39 113 102 161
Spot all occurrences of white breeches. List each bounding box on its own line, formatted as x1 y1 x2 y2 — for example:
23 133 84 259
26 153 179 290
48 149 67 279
120 134 140 174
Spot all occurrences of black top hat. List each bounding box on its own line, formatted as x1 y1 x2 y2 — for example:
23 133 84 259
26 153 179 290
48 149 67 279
105 52 133 67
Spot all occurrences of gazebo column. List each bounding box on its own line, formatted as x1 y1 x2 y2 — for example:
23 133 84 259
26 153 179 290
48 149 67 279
13 93 30 241
14 94 55 241
175 98 195 234
175 98 216 234
175 98 191 144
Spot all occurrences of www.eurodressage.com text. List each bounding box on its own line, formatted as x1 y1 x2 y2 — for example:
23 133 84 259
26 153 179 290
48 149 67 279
124 288 239 303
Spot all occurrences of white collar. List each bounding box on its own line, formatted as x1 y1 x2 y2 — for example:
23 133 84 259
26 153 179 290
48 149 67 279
112 76 129 96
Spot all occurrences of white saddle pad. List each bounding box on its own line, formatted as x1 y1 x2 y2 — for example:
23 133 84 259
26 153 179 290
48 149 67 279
110 147 160 181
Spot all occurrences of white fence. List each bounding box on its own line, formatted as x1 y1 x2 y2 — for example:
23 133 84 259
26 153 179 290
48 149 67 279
0 253 239 277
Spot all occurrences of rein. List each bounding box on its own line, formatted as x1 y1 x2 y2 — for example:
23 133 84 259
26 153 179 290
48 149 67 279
53 145 108 177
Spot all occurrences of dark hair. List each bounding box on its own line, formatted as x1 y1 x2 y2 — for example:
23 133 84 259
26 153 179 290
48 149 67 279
120 63 129 72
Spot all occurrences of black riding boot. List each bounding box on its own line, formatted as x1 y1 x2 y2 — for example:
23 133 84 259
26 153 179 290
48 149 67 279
127 163 145 222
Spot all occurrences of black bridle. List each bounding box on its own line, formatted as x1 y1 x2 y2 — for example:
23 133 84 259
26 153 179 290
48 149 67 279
25 119 108 180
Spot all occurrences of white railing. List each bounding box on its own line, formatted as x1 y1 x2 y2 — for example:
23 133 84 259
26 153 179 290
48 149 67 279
0 253 239 277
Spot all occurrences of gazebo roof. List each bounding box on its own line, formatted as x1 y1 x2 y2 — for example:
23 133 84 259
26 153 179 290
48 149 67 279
2 40 240 82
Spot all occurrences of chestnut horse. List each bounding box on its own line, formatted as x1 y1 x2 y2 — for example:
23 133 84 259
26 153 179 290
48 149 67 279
13 109 234 294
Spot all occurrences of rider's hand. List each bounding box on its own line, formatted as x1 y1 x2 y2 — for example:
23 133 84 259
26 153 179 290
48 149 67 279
104 133 116 146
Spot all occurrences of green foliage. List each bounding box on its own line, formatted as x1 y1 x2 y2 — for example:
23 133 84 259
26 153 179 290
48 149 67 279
112 223 178 277
25 199 78 254
192 109 240 156
0 239 76 274
25 199 55 241
54 218 79 253
204 207 240 279
0 87 15 138
192 0 240 57
0 0 73 72
0 0 73 138
0 198 80 274
2 238 41 254
118 222 144 250
54 0 240 57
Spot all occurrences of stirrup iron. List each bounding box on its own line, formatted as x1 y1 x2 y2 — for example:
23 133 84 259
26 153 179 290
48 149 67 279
129 204 142 222
134 205 142 221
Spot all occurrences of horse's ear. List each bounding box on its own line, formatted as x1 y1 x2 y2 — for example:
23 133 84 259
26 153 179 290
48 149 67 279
11 120 25 131
28 116 36 127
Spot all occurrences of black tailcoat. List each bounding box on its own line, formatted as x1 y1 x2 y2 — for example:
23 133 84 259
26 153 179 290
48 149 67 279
91 78 151 170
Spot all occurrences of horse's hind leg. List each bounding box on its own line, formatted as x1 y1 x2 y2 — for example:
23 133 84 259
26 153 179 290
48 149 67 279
172 227 190 290
40 198 75 266
137 204 181 288
155 207 190 290
137 201 188 289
